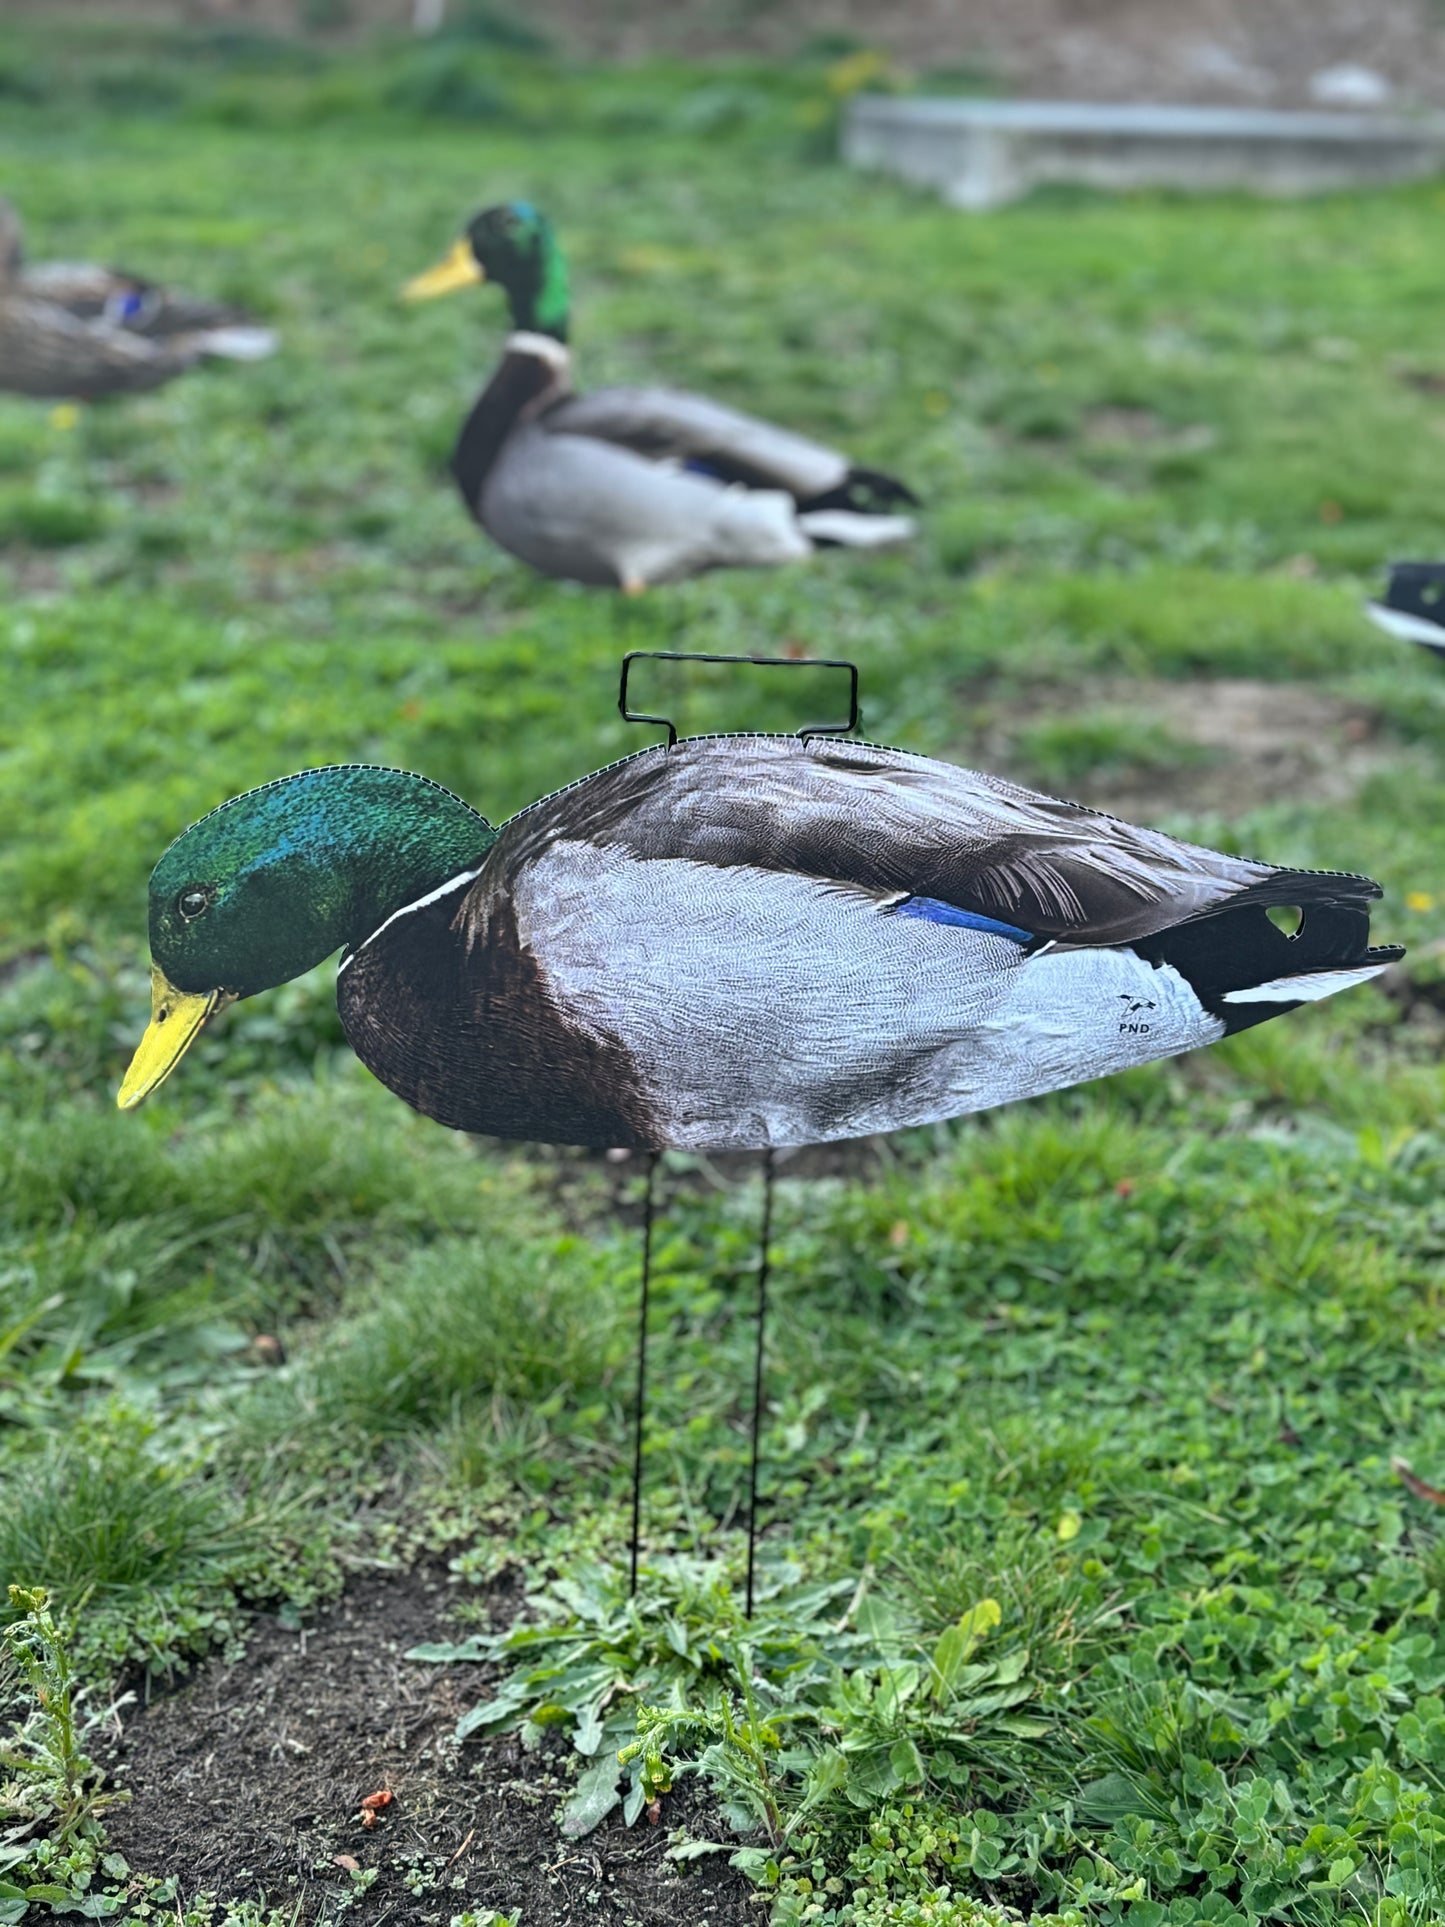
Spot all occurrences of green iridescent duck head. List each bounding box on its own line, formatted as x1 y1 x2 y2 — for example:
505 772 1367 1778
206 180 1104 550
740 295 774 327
403 199 571 341
117 764 494 1109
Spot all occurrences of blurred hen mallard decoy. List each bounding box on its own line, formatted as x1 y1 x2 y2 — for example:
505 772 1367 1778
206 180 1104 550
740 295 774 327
403 201 920 591
117 735 1398 1138
0 197 276 400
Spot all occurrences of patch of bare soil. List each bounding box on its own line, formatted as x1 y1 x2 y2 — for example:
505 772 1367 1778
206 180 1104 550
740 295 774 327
491 1137 902 1249
105 1569 758 1926
1 555 66 598
975 676 1388 822
1397 365 1445 398
1081 407 1168 444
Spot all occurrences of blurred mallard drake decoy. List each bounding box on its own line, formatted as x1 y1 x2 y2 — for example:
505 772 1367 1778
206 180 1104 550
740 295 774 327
117 735 1399 1137
0 197 276 400
403 201 919 590
1365 561 1445 657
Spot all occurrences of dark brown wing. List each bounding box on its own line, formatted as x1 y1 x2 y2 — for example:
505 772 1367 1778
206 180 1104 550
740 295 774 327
0 294 199 398
21 263 253 336
541 385 853 500
472 734 1374 950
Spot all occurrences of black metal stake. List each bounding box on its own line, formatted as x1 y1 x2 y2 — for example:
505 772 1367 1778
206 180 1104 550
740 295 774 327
744 1148 776 1620
611 651 854 1614
629 1153 658 1598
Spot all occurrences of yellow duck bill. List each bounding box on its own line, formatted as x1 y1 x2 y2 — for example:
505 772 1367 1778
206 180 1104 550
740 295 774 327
402 239 485 302
117 968 235 1111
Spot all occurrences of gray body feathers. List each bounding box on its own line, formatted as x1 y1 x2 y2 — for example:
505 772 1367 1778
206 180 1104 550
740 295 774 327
337 735 1393 1154
458 341 915 588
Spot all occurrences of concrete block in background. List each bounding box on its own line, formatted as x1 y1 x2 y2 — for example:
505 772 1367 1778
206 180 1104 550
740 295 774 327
842 96 1445 210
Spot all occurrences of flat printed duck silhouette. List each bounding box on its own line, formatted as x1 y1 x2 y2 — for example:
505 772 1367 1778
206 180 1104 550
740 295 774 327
403 202 919 591
117 735 1399 1136
0 197 276 400
117 674 1401 1601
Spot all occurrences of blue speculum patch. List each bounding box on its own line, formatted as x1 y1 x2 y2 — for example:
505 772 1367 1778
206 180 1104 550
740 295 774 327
892 896 1032 945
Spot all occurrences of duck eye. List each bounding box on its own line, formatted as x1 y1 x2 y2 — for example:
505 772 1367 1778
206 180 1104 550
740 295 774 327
177 888 211 921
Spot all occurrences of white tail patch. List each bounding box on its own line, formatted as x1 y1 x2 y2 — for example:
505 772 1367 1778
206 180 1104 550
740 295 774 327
713 487 812 564
1222 962 1389 1005
197 326 279 362
1364 601 1445 651
798 509 916 550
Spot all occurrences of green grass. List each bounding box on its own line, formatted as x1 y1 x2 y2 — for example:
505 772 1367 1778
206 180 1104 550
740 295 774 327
1010 710 1212 789
4 10 1445 1923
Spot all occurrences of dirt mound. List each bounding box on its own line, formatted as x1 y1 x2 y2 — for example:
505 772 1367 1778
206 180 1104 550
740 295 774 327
105 1569 756 1926
977 676 1388 822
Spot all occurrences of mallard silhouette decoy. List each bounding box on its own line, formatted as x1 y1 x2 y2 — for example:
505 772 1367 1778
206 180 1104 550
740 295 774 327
116 735 1398 1136
116 700 1402 1606
403 201 919 590
0 197 276 400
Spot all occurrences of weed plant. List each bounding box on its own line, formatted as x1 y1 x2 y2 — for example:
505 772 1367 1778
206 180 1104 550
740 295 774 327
0 1586 127 1920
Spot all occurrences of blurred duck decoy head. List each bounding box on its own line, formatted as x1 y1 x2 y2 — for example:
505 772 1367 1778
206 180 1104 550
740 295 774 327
403 200 569 339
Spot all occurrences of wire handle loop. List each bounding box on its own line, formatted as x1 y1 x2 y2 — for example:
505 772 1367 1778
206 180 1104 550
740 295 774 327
618 650 860 751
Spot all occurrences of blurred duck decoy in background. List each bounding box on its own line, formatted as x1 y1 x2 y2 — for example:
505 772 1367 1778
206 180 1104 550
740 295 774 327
404 201 919 591
1365 562 1445 657
0 197 276 400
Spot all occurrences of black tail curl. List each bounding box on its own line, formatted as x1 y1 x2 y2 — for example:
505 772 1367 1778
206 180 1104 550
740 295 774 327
801 465 922 515
1132 871 1402 1035
1380 561 1445 628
